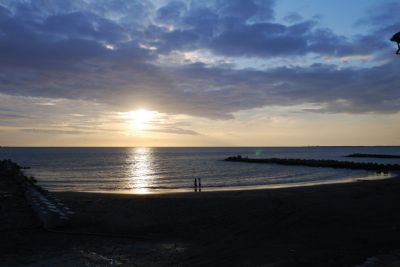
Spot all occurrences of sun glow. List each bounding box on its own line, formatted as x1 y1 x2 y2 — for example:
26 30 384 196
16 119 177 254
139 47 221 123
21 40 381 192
124 109 158 130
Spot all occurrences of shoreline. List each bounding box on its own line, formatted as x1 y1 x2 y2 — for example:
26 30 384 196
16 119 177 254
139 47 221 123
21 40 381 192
55 172 400 199
45 171 397 195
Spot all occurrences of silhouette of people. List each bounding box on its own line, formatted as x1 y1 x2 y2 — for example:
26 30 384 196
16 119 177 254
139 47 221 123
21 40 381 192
390 32 400 54
193 178 202 192
198 178 202 192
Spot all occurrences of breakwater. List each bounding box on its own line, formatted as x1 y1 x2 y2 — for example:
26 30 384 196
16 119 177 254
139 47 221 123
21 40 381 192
0 159 74 228
224 156 400 171
346 153 400 159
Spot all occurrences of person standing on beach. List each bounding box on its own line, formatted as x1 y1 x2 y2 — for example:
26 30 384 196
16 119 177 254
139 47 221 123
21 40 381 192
194 178 198 191
198 178 202 189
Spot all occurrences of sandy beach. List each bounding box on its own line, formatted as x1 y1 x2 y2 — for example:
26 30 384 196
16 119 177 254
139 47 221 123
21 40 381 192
2 172 400 266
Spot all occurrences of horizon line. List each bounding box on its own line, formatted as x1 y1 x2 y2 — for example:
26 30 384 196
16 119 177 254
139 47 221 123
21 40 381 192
2 145 400 148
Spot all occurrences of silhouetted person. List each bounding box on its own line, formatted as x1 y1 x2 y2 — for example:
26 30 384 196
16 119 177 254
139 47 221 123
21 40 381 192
198 178 202 192
390 32 400 54
194 178 198 192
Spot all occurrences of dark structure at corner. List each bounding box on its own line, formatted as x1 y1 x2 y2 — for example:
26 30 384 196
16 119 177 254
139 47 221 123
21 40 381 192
390 32 400 54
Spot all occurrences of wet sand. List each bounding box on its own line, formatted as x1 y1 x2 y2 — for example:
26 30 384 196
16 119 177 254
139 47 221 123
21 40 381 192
3 173 400 266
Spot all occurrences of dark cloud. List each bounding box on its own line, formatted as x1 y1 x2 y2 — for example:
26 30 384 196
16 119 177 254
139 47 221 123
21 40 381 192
216 0 275 21
210 22 310 57
156 1 187 24
41 12 127 42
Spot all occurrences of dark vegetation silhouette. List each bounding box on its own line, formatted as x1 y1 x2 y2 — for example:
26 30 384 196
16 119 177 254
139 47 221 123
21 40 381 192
390 32 400 54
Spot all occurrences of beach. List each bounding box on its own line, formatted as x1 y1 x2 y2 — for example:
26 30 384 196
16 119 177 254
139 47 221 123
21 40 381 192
3 172 400 266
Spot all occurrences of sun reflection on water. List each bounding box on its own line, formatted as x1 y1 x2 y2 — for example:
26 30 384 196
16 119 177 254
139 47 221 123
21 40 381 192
127 147 154 194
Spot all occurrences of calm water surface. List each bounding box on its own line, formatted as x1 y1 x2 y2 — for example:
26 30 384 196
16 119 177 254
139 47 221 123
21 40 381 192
1 147 399 193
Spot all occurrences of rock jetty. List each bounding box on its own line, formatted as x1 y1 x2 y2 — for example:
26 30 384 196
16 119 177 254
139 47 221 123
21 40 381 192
224 155 400 171
346 153 400 159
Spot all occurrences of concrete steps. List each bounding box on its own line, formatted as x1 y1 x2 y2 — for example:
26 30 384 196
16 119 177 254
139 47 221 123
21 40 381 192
25 186 74 228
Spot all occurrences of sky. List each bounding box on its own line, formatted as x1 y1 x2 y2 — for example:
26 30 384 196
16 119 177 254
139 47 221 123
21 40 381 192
0 0 399 146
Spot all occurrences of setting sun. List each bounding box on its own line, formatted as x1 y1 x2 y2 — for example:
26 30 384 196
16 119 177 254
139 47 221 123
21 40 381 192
124 109 158 130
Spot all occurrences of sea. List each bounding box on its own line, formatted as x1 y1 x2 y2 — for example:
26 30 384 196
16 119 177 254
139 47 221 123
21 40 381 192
1 147 399 194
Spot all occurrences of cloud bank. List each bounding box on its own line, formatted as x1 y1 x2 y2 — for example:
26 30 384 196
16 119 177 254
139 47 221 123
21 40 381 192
0 0 399 123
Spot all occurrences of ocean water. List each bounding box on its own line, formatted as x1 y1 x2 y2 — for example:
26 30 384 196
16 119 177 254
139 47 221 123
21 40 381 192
1 147 399 194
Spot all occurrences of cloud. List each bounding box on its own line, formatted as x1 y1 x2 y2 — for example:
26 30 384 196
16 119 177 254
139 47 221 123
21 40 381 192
0 0 399 127
156 1 187 24
184 60 400 114
357 2 400 29
283 12 303 23
149 0 367 58
1 51 400 119
20 128 95 135
0 113 30 119
146 127 200 135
